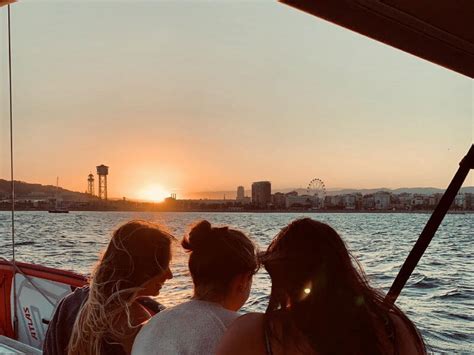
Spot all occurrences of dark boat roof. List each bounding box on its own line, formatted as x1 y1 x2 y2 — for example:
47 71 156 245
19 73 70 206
280 0 474 78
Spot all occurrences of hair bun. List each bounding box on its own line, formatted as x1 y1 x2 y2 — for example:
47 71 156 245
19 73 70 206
182 220 213 252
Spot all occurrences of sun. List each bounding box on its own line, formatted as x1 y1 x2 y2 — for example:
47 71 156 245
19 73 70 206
138 184 171 202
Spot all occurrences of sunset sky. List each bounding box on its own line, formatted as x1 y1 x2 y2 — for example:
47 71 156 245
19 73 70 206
1 1 472 200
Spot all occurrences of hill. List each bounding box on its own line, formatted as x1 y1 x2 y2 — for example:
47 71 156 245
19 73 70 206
325 186 474 196
183 186 474 199
0 179 94 201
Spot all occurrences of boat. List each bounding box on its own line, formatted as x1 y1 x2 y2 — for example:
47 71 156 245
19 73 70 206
47 210 69 214
48 177 69 214
0 259 85 353
0 0 473 352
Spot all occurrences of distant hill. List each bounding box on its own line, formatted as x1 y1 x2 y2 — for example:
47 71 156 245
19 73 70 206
188 186 474 199
324 187 474 196
183 186 474 199
0 179 94 201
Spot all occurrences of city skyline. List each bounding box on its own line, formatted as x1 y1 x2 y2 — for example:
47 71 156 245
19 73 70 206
1 176 473 211
1 1 472 202
2 176 473 202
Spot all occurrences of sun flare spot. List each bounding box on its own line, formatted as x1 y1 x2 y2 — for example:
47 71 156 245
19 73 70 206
138 184 171 202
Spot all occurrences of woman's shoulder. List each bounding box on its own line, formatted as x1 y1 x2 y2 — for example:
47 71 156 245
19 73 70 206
137 300 198 330
62 285 89 299
228 312 265 333
388 310 425 354
57 286 89 318
233 312 266 328
216 313 266 355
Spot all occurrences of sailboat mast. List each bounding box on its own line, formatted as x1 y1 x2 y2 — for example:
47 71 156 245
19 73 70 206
7 3 19 337
56 177 59 208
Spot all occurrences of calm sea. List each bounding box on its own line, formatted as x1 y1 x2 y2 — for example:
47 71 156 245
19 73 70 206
0 211 472 352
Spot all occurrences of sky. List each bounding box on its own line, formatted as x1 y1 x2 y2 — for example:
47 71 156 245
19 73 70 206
1 1 473 201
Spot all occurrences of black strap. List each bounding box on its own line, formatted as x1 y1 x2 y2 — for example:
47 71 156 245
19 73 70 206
263 318 274 355
137 297 165 315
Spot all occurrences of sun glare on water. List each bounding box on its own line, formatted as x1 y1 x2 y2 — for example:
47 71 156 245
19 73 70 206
138 184 171 202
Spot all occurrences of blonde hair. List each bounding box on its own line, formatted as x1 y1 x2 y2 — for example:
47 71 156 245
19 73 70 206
68 220 173 355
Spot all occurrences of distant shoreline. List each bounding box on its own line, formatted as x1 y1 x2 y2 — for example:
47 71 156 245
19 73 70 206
0 208 472 214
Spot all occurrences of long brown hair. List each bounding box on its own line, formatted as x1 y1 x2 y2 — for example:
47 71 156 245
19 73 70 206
260 218 425 354
182 220 258 301
68 220 174 355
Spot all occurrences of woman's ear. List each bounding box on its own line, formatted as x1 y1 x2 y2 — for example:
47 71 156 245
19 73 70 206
224 272 254 311
239 272 254 290
230 273 248 292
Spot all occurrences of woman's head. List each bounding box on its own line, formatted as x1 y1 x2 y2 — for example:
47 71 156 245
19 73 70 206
261 218 385 353
68 220 175 355
182 220 258 310
94 220 174 297
261 218 361 308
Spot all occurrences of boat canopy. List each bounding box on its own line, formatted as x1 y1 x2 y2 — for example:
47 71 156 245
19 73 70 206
280 0 474 78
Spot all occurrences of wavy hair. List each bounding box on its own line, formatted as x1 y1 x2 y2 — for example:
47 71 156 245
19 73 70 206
67 220 173 355
260 218 425 354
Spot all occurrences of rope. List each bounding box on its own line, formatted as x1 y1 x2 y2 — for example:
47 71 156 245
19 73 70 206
7 3 19 337
0 257 57 308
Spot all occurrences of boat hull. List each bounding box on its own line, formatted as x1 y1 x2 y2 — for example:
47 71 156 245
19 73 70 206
0 260 86 350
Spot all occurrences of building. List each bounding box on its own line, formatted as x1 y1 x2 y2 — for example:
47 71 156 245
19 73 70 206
362 194 375 210
237 196 251 205
286 194 319 209
236 186 245 201
428 195 438 207
396 193 412 210
465 193 473 210
454 193 465 209
325 195 343 209
374 191 391 210
251 181 271 207
272 192 286 208
342 194 357 210
411 194 425 207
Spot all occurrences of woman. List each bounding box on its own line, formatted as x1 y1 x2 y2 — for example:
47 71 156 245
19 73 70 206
43 220 174 355
132 220 258 355
217 218 426 355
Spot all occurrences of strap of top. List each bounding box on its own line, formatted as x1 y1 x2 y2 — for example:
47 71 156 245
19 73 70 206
263 318 274 355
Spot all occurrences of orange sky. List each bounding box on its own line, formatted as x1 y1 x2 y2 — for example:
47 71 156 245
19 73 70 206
1 1 472 201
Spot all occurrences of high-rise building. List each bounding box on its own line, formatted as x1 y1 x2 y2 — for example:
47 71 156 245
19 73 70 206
251 181 271 207
236 186 245 201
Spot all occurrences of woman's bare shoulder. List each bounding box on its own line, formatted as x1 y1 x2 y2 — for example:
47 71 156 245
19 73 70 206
216 312 266 355
389 311 425 354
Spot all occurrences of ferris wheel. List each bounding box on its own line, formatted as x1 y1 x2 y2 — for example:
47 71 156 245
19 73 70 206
307 178 326 200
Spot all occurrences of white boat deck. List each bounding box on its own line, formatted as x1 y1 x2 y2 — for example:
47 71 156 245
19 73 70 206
0 335 42 354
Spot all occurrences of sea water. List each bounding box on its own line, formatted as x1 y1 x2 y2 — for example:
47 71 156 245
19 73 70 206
0 211 472 352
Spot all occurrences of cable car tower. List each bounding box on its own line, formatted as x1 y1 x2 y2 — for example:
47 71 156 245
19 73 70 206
96 165 109 200
87 174 95 196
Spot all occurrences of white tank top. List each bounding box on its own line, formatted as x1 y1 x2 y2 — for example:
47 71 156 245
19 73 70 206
132 300 239 355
